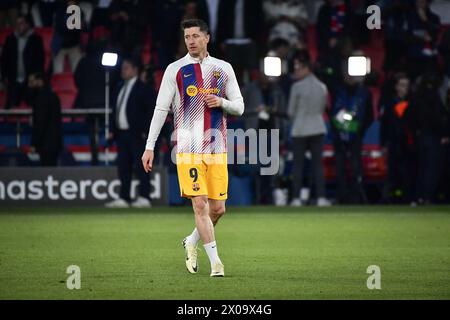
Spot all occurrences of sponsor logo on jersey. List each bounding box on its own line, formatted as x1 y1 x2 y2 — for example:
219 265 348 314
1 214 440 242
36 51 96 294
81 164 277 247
186 85 219 97
186 85 198 97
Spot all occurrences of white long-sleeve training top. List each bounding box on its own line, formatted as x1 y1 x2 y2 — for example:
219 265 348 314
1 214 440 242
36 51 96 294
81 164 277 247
145 53 244 154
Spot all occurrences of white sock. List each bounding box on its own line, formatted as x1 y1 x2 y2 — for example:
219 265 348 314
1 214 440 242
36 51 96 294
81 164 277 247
186 228 200 246
203 241 221 266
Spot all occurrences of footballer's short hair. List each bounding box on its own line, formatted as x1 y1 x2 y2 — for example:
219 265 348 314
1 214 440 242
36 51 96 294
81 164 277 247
181 19 210 35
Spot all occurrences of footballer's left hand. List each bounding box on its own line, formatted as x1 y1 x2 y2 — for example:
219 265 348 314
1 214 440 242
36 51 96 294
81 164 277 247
204 95 222 108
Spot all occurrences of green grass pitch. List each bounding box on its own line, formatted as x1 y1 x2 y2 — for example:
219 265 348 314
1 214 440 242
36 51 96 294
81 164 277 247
0 206 449 299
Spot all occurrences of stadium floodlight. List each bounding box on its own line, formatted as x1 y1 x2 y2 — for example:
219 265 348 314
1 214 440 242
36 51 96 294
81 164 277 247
101 52 118 165
101 52 118 67
348 56 371 76
264 57 282 77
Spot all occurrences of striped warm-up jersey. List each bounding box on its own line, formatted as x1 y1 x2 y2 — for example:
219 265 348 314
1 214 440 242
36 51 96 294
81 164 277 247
145 53 244 154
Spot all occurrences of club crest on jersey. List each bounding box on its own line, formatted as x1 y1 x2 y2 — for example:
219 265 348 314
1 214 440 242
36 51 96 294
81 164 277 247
213 71 221 79
186 85 198 97
192 183 200 191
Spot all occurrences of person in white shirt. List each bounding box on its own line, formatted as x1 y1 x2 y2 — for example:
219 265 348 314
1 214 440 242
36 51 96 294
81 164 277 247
141 19 244 277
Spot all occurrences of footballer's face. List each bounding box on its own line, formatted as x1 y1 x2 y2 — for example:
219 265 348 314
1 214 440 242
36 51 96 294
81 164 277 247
184 27 209 58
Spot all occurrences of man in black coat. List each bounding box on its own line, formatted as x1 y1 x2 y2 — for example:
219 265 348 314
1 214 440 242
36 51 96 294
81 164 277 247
215 0 263 75
409 73 449 204
74 40 119 165
1 14 44 108
105 58 156 208
28 73 63 166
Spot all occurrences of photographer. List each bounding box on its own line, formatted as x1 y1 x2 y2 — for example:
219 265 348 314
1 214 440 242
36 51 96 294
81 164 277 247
330 61 373 204
242 71 287 205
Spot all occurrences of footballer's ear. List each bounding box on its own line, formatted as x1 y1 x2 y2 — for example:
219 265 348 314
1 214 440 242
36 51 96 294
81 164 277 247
205 33 210 44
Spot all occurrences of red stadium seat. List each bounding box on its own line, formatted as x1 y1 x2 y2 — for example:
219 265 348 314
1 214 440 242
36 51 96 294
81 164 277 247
55 89 77 110
91 26 111 41
0 28 13 47
0 90 6 109
306 25 318 62
141 48 152 65
34 27 53 53
80 31 90 49
369 87 381 119
51 73 76 92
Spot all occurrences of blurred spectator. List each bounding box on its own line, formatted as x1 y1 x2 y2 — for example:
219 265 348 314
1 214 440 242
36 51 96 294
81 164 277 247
349 0 372 47
216 0 263 83
316 0 352 54
439 26 450 79
28 72 63 166
270 38 291 61
243 72 286 135
196 0 221 50
74 39 112 165
150 0 184 68
74 40 109 112
263 0 308 48
109 0 149 58
1 14 45 108
287 55 331 207
383 0 411 72
79 1 94 28
271 39 301 99
379 73 416 203
409 73 449 204
243 71 287 204
138 63 167 166
90 0 114 29
105 58 155 208
30 0 60 27
176 0 202 59
0 0 20 28
439 87 450 202
330 61 373 204
52 0 84 74
406 0 441 79
315 36 353 98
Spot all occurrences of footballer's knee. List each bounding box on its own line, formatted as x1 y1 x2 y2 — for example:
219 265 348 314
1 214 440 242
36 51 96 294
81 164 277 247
192 196 208 214
210 203 226 221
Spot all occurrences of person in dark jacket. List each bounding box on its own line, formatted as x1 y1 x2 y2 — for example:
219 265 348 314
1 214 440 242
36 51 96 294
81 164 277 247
52 0 84 74
0 14 44 108
105 58 156 208
330 66 373 204
379 73 417 203
28 72 63 166
316 0 352 54
383 0 410 72
215 0 263 81
409 73 450 204
406 0 441 79
74 39 117 165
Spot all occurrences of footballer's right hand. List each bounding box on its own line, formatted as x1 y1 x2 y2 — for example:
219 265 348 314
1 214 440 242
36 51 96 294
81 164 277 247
141 150 154 173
